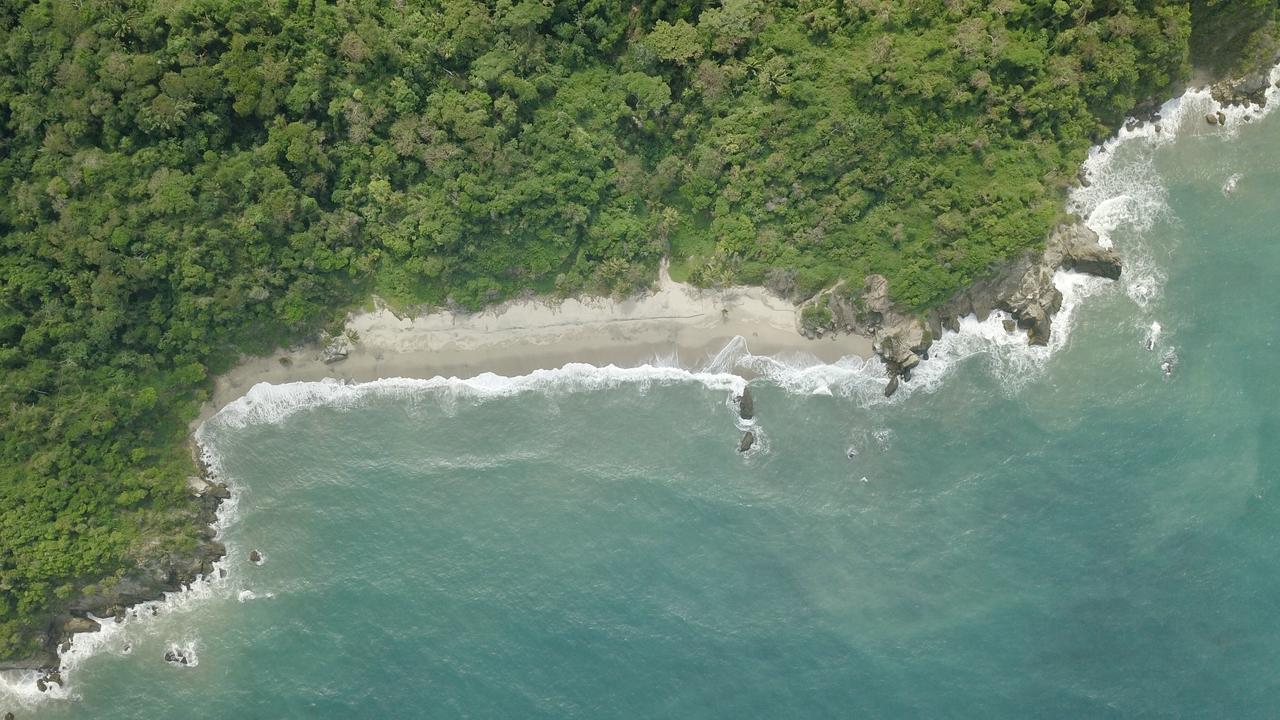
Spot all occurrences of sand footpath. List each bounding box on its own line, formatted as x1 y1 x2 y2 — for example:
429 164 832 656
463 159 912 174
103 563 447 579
196 266 874 426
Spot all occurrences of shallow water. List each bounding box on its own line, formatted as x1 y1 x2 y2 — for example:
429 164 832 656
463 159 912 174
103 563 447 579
6 80 1280 718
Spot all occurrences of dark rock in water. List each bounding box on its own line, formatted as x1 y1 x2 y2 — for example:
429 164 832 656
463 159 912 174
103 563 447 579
35 669 63 692
207 482 232 500
6 710 15 719
164 649 193 667
1217 111 1226 126
219 568 227 578
737 387 754 420
63 616 100 635
1002 318 1016 333
1205 112 1219 125
738 431 755 453
249 549 263 564
1016 303 1053 346
883 375 900 398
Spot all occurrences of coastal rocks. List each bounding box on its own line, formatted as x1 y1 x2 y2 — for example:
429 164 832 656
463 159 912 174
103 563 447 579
1046 223 1122 280
1211 71 1271 108
1205 112 1220 125
737 387 754 420
828 274 932 396
321 333 351 364
738 431 755 453
69 542 225 622
0 650 58 673
249 549 264 565
883 375 899 398
8 460 231 674
35 669 62 692
62 616 101 635
849 220 1121 388
164 648 195 667
191 476 231 500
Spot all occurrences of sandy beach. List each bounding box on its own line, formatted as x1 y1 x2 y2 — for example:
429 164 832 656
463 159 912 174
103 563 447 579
197 266 874 426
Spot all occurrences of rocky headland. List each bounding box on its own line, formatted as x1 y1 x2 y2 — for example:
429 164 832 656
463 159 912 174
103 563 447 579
0 472 228 678
805 220 1122 397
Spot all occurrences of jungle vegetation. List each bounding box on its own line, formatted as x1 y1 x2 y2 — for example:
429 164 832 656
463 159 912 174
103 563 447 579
0 0 1276 659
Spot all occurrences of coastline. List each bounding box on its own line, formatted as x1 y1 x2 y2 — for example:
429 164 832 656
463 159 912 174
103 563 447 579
193 264 875 428
8 59 1278 708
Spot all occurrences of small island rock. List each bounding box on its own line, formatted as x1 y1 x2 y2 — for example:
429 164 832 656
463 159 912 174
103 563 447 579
738 431 755 453
737 387 754 420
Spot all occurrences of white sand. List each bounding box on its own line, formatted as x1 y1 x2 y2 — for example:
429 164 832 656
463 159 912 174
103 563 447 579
196 266 873 426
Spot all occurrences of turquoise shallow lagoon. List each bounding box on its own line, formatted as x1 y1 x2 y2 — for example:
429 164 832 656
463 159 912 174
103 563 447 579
6 81 1280 718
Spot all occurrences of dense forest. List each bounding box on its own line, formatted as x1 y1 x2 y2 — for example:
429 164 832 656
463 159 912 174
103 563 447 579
0 0 1276 660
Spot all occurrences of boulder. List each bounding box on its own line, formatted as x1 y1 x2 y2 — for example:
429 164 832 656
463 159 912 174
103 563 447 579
62 617 100 635
35 670 62 692
883 375 900 398
249 550 263 564
321 334 350 364
1016 303 1052 346
874 316 928 376
1047 222 1121 280
737 387 754 420
207 482 232 500
737 431 755 453
1205 112 1219 125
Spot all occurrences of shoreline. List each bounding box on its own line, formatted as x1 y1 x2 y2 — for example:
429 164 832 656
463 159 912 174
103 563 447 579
7 59 1277 699
193 265 875 429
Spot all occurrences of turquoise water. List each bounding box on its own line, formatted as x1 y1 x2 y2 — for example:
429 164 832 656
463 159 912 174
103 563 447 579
7 87 1280 718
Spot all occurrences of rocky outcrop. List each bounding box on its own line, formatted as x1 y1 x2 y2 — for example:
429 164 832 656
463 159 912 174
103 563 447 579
1046 222 1122 280
164 648 195 667
738 431 755 453
5 472 231 674
828 221 1121 395
62 617 100 635
828 273 930 384
1211 70 1272 108
321 333 351 364
35 669 62 693
737 388 754 420
249 549 263 565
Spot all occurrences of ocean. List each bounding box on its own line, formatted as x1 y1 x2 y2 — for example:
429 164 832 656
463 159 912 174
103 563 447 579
5 77 1280 718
